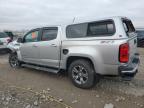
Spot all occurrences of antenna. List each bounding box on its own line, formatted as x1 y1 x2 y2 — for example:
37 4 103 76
72 17 76 23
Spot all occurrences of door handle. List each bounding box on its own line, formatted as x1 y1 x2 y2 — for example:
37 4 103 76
51 44 57 47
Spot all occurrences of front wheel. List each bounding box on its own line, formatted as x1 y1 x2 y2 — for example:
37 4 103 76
9 53 21 68
68 59 98 89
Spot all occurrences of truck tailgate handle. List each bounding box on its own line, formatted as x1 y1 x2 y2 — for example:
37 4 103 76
134 39 137 44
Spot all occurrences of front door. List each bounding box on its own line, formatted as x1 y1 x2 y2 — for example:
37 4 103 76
20 29 40 64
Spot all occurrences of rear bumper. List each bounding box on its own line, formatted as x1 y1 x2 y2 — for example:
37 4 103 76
0 48 9 50
0 45 7 49
0 45 10 52
119 54 140 80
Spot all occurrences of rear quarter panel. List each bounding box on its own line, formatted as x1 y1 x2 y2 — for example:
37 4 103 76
61 39 127 75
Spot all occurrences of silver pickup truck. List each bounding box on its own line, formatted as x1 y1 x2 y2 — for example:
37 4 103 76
9 16 140 89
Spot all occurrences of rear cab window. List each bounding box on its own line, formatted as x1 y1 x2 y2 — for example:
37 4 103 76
122 18 136 37
87 20 115 37
66 20 115 38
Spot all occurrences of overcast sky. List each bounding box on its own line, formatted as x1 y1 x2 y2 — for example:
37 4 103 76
0 0 144 30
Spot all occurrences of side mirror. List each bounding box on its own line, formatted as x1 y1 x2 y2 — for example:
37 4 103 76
17 37 23 43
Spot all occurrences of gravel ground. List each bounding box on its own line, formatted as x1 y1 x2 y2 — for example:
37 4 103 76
0 48 143 108
0 81 66 108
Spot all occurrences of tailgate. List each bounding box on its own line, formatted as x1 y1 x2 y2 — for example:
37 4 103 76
122 18 138 62
128 33 138 62
0 38 4 45
0 38 8 45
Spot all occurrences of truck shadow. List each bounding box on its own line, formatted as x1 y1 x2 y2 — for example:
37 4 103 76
22 67 144 97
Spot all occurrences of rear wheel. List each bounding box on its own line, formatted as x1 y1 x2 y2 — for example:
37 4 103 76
68 59 98 89
9 53 21 68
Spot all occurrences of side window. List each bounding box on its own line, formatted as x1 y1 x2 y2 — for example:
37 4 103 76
24 30 39 43
87 21 115 36
66 23 88 38
66 20 115 38
41 28 58 41
122 20 135 33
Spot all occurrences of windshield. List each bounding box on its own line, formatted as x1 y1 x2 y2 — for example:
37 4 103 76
0 32 9 38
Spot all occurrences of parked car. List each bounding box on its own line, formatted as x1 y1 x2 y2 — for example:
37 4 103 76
4 31 14 40
0 32 12 52
136 29 144 47
9 16 139 89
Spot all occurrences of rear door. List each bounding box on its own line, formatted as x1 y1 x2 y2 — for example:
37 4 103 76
122 19 137 61
38 27 61 68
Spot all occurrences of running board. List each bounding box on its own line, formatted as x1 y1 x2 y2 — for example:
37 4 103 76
22 64 59 73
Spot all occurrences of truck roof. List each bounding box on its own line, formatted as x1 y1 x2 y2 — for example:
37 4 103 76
32 16 129 29
72 16 127 24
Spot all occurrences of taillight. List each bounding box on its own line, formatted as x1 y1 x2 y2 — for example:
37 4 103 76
7 38 12 43
119 43 129 63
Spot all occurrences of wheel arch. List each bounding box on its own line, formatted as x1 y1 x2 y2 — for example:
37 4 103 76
66 56 95 72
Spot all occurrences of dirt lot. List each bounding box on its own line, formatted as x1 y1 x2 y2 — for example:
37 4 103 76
0 48 144 108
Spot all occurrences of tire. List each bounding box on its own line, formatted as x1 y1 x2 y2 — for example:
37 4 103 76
68 59 98 89
9 53 21 68
7 49 12 53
